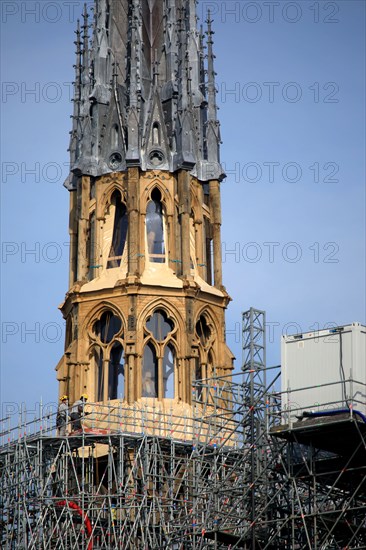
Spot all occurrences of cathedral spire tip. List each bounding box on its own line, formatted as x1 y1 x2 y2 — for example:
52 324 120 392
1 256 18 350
67 0 224 182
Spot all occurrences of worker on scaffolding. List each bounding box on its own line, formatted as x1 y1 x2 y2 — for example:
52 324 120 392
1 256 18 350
56 395 69 436
70 394 88 431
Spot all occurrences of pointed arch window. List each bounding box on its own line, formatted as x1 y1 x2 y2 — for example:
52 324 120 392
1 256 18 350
142 309 176 399
142 343 158 398
107 191 128 268
195 314 215 399
146 188 166 263
90 310 125 402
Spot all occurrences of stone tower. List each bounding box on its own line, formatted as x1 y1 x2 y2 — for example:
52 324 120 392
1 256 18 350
56 0 233 424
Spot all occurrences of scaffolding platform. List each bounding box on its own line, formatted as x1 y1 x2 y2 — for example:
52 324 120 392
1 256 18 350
270 411 366 460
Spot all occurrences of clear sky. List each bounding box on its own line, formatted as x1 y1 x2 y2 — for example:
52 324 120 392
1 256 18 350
1 1 365 418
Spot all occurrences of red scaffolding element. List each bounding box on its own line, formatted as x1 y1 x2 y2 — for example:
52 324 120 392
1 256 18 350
57 500 93 550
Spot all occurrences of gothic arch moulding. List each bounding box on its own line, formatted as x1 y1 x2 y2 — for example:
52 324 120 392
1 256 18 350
140 306 179 400
140 179 174 216
194 308 219 367
137 299 185 342
82 302 126 342
194 306 220 338
100 184 127 219
86 305 126 402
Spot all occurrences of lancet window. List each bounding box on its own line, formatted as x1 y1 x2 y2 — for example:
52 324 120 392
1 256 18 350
142 309 176 399
89 310 125 401
146 188 166 263
195 314 215 399
107 190 128 268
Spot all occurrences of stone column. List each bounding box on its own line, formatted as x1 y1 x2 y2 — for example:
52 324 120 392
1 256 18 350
209 179 223 288
127 168 140 278
178 170 191 278
77 176 90 281
69 190 78 287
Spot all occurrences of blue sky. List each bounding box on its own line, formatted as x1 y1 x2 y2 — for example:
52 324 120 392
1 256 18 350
1 1 365 416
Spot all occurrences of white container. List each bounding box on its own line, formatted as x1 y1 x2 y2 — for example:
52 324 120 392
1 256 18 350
281 323 366 421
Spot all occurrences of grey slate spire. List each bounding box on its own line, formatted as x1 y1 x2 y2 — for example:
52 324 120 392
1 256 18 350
204 11 222 179
65 0 224 190
68 19 82 176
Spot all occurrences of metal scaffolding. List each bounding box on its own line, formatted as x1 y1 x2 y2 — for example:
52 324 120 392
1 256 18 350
1 309 366 549
190 308 366 549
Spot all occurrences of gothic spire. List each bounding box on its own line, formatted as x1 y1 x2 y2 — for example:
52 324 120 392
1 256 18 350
205 11 222 173
126 0 142 165
206 11 218 124
82 4 90 86
64 0 224 188
66 20 82 188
